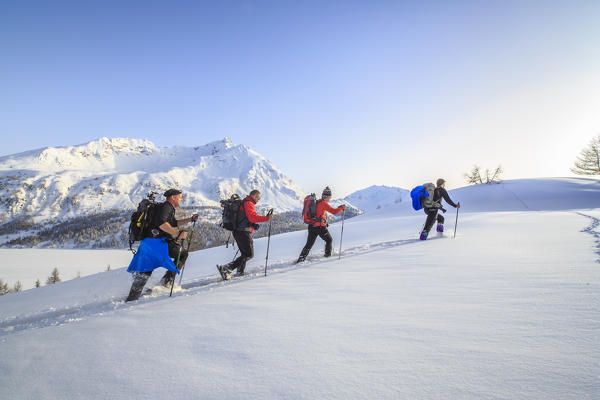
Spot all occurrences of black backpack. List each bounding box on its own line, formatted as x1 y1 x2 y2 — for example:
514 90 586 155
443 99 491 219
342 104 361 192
128 193 159 253
220 194 242 231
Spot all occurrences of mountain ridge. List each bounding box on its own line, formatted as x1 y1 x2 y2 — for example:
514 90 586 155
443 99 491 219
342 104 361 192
0 137 305 223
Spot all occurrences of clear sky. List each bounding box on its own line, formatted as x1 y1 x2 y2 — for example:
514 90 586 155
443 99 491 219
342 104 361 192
1 0 599 197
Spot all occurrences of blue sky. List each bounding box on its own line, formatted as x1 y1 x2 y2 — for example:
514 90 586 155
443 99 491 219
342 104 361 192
1 0 599 197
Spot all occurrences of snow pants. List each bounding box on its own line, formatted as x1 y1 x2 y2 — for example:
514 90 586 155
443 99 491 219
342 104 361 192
126 271 153 302
423 208 444 233
225 230 254 274
299 225 333 261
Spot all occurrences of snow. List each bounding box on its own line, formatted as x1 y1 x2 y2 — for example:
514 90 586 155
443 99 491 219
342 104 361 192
343 184 409 212
0 249 132 290
1 178 599 399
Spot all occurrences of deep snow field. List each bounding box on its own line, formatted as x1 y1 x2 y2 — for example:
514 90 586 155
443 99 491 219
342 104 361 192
1 178 599 399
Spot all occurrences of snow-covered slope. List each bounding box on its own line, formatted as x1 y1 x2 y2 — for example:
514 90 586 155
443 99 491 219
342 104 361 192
0 137 305 222
363 177 600 218
1 178 599 399
451 177 600 212
342 185 409 213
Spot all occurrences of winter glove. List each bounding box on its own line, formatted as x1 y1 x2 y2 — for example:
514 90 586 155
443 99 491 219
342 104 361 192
253 223 260 230
191 214 199 222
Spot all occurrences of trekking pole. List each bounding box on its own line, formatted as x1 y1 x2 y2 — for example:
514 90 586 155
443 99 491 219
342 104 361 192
264 209 274 277
453 206 460 238
338 208 346 260
169 239 184 297
177 220 197 286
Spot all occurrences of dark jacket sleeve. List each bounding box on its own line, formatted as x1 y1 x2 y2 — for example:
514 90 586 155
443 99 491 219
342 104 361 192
439 188 458 208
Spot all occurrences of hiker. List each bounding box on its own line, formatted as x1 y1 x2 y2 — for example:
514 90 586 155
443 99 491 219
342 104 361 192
420 179 460 240
297 186 345 263
217 190 273 280
125 189 198 301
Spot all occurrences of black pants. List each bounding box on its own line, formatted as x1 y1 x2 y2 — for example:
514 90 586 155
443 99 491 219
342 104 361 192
423 208 444 233
125 239 188 302
225 230 254 274
160 239 189 285
298 225 333 261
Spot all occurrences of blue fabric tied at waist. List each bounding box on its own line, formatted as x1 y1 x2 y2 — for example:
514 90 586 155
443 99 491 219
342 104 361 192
127 238 179 274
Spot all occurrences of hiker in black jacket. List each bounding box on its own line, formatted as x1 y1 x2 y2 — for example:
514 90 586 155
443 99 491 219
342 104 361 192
420 179 460 240
150 189 198 287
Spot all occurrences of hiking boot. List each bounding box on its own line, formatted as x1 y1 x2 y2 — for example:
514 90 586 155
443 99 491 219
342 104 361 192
296 255 306 264
420 231 429 240
159 271 176 287
217 265 232 281
436 224 444 233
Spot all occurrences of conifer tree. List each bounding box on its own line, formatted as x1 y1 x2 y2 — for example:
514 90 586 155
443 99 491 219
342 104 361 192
0 279 10 295
46 268 61 285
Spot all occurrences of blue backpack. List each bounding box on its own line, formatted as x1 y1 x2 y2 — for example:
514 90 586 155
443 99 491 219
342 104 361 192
410 183 436 210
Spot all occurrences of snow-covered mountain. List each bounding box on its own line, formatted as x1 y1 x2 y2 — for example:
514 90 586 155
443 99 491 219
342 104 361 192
342 185 409 213
0 137 305 223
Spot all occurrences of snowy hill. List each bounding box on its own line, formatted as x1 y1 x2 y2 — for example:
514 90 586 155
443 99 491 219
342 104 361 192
342 185 409 213
0 137 305 223
361 177 600 218
1 177 599 399
451 177 600 212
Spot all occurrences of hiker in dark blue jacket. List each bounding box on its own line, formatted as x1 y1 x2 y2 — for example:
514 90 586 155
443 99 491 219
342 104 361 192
420 179 460 240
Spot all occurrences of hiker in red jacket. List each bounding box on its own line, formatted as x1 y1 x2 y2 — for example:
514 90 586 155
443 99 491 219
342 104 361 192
217 190 273 280
297 186 345 263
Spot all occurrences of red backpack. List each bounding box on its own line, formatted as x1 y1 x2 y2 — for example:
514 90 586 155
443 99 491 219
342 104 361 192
302 194 322 224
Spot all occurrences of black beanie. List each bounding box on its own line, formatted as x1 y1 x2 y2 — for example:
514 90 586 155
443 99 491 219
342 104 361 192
322 186 332 198
164 188 182 197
